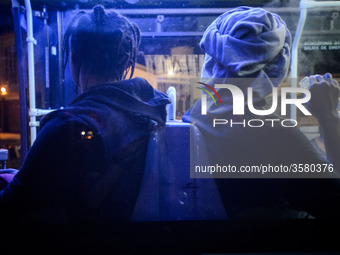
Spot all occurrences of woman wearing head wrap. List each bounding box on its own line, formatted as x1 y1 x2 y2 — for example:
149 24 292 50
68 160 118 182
184 6 291 121
184 7 340 219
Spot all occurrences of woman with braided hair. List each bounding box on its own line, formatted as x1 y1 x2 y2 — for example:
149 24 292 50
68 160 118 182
0 5 170 224
63 5 141 92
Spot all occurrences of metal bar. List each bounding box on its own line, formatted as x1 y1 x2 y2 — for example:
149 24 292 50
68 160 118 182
141 31 204 37
290 4 307 121
57 10 65 108
24 0 38 146
118 7 300 16
11 1 29 159
166 87 176 121
0 149 8 169
290 0 340 120
43 6 50 109
29 108 56 117
301 0 340 9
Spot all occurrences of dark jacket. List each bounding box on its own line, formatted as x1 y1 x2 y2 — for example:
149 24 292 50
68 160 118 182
0 77 170 223
183 103 340 219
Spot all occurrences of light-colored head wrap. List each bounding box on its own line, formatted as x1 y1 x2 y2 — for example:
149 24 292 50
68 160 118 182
200 6 291 104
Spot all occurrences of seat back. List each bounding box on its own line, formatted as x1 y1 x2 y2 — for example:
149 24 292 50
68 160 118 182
133 121 227 221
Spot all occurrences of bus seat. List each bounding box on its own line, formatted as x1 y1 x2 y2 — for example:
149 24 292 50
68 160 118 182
133 121 228 221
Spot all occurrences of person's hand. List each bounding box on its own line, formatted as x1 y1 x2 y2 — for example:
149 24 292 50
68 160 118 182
306 73 340 121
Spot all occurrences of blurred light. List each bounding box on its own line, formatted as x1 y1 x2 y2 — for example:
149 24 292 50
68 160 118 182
168 69 174 76
0 87 7 96
87 131 94 140
125 0 139 4
81 130 94 140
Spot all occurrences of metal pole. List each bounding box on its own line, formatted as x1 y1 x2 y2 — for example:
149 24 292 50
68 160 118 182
166 87 176 121
290 3 307 121
24 0 38 146
291 0 340 120
12 1 29 159
57 10 65 108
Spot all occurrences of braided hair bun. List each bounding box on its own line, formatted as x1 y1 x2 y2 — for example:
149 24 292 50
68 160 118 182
64 5 141 83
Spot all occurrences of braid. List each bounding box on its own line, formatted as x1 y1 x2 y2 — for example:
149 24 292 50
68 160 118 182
63 5 141 83
63 10 86 73
93 5 106 26
124 22 141 79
